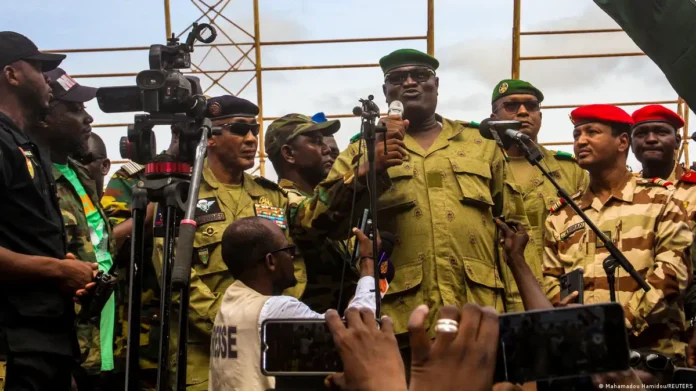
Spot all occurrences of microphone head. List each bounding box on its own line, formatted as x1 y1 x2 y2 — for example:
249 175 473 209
352 106 363 116
691 132 696 143
478 118 496 141
488 119 522 131
388 100 404 116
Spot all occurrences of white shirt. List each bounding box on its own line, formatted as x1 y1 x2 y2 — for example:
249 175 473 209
257 276 376 327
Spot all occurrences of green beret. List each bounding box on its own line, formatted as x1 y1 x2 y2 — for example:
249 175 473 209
491 79 544 103
379 49 439 74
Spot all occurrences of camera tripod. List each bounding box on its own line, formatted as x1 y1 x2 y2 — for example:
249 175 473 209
124 120 212 391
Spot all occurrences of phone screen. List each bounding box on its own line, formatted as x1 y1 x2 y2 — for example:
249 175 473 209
261 319 342 375
495 302 630 384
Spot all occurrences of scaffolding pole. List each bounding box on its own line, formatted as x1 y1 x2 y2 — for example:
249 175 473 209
253 0 265 177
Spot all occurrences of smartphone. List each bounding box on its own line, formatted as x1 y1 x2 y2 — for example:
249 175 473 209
351 208 372 266
673 368 696 384
560 268 584 304
261 318 344 376
494 302 630 384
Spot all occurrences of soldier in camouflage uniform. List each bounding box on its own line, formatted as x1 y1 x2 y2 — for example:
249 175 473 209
27 68 122 389
544 104 692 363
490 79 588 292
151 95 295 390
630 104 696 367
291 49 535 343
265 113 359 313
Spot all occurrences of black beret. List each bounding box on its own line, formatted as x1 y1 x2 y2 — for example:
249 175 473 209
206 95 259 120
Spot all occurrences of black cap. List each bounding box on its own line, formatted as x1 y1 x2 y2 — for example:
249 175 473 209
206 95 259 120
0 32 65 72
44 68 97 103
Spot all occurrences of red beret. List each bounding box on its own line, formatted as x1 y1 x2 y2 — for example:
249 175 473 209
632 104 684 129
570 104 634 127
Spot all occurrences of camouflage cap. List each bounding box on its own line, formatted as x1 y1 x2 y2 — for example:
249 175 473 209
265 114 340 157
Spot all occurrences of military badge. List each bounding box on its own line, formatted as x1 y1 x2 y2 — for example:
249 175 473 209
18 147 34 179
254 203 287 230
498 82 509 94
560 222 585 241
596 231 612 248
194 197 225 225
257 196 273 206
208 101 222 117
198 248 210 265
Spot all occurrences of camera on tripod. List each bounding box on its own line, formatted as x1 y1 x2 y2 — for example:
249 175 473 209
95 23 217 165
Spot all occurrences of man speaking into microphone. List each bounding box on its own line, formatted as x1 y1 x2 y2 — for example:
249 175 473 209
294 49 532 354
490 79 588 284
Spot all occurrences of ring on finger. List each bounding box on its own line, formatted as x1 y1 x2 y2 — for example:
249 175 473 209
434 318 459 333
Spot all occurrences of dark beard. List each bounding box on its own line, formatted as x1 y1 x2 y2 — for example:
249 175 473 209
15 83 48 129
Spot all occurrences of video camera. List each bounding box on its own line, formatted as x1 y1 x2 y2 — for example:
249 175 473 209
95 23 217 165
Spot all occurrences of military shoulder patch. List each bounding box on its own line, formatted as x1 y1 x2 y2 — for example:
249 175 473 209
553 150 576 162
194 197 226 225
559 222 585 241
680 171 696 184
637 177 673 188
122 161 145 176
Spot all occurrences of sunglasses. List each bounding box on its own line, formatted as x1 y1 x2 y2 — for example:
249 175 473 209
384 69 435 85
216 122 260 137
74 152 106 165
494 101 541 114
629 350 672 371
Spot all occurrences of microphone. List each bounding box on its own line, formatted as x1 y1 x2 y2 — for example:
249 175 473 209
690 132 696 143
479 118 531 149
388 100 404 118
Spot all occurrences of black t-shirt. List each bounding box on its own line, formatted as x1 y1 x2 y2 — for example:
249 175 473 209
0 112 77 357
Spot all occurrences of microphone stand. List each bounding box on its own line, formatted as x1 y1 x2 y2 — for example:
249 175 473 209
508 134 650 301
353 95 386 317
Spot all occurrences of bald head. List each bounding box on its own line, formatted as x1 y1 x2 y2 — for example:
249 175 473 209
221 217 286 279
75 132 110 197
87 133 107 157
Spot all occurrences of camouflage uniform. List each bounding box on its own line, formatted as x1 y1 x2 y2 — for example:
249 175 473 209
507 146 588 280
543 172 692 361
101 162 161 378
152 160 295 390
53 159 118 375
291 118 537 337
281 178 358 313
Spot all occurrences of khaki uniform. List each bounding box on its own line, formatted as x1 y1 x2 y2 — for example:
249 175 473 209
280 178 357 313
507 146 588 280
543 172 692 361
292 118 536 336
152 161 294 390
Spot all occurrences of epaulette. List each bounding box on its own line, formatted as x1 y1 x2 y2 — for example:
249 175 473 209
349 133 361 144
254 176 287 195
453 120 478 129
637 177 673 188
548 198 567 214
680 171 696 184
552 150 576 162
121 161 145 177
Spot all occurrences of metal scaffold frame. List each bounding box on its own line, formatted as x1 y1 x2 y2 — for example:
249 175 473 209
511 0 691 165
50 0 435 176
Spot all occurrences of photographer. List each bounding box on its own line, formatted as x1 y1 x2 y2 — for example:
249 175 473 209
208 216 377 391
0 32 97 391
26 67 120 390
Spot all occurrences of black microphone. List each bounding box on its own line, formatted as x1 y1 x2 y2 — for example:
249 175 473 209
479 118 531 149
690 132 696 143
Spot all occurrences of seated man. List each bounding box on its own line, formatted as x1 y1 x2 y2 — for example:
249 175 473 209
208 217 377 391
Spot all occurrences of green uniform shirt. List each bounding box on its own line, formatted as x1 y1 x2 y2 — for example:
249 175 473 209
506 146 588 281
152 160 298 390
290 118 537 337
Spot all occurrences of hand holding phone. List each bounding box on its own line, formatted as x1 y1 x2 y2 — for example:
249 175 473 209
560 268 584 305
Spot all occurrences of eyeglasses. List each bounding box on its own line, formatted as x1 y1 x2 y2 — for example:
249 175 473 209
261 245 296 261
494 101 541 114
629 350 672 371
216 122 260 137
384 69 435 85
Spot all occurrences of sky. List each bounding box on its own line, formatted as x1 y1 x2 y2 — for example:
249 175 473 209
3 0 694 181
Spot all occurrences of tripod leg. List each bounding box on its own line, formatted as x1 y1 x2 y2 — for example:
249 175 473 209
157 205 178 391
175 288 190 391
125 187 148 391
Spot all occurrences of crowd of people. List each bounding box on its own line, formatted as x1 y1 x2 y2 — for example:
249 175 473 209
0 28 695 391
